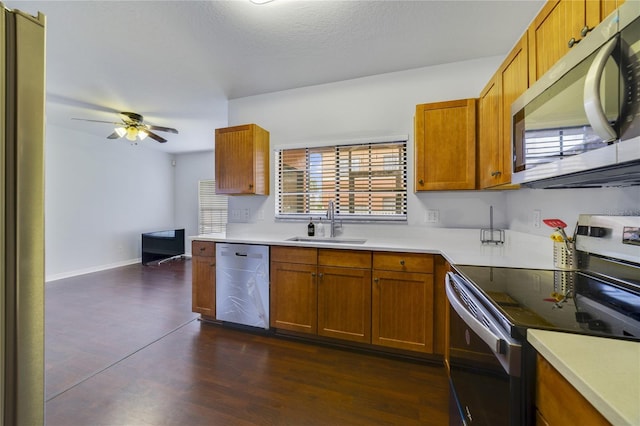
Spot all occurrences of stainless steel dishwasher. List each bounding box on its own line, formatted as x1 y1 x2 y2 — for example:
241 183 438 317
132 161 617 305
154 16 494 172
215 243 270 330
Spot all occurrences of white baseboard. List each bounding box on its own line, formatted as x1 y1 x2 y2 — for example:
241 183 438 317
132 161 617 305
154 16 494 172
45 258 142 283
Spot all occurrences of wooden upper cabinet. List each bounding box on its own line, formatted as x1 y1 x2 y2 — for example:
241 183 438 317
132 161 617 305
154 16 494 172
478 75 501 189
528 0 586 83
478 32 529 189
528 0 623 85
591 0 624 27
215 123 269 195
414 99 477 191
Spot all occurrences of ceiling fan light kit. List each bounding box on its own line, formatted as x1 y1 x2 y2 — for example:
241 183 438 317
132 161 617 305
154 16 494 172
72 111 178 144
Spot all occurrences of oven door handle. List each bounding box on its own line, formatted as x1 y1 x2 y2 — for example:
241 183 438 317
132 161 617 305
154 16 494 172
445 275 503 354
446 272 522 377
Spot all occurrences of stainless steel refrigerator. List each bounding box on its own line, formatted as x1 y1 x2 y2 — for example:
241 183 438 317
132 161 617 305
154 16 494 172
1 3 46 425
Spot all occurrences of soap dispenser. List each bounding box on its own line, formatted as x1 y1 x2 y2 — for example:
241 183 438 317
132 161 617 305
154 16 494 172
317 217 325 237
307 218 315 237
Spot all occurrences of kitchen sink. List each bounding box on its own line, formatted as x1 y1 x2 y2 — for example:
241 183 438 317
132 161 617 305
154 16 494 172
286 236 367 245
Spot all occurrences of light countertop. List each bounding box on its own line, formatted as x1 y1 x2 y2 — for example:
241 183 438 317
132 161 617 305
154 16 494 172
191 226 556 270
528 329 640 426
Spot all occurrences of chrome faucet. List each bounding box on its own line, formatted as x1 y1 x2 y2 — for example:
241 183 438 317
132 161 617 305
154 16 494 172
326 200 342 238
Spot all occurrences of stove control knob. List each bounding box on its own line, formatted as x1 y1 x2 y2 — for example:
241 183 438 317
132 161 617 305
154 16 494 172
575 312 592 323
589 226 607 238
587 319 608 331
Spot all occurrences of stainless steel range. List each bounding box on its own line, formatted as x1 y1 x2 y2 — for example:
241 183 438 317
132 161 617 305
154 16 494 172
446 215 640 425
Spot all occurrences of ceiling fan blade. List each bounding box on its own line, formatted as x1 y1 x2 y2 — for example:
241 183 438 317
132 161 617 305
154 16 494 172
106 131 121 139
146 131 167 143
120 112 143 123
147 124 178 134
72 118 120 125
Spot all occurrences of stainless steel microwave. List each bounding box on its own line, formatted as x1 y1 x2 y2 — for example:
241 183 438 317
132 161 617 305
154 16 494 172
511 2 640 188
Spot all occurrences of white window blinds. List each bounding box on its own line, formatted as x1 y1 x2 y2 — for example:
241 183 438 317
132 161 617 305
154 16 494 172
198 180 228 233
276 141 407 221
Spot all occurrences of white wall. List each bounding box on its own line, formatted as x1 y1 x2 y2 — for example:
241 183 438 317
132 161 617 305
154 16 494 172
219 56 639 236
507 187 640 237
174 150 215 255
226 56 511 229
45 124 176 281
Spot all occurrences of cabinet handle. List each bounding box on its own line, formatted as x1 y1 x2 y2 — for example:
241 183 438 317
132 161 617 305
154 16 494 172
311 272 316 277
249 184 253 189
568 37 580 48
199 247 206 251
418 179 424 185
210 263 215 267
318 273 323 278
580 25 593 38
374 277 379 282
490 170 502 177
400 260 405 266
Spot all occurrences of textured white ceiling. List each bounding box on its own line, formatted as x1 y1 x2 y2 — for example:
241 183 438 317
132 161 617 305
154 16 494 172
6 0 544 153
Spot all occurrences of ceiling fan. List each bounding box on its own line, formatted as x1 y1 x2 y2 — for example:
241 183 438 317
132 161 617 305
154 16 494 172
72 111 179 143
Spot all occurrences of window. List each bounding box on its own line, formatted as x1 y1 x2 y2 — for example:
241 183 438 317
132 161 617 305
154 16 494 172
276 140 407 221
198 180 228 233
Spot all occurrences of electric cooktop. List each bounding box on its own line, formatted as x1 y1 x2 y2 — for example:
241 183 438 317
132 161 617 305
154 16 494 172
453 265 640 341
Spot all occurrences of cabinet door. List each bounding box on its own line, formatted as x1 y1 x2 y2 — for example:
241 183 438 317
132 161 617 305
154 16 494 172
317 266 372 344
528 0 586 84
215 124 269 195
372 270 434 353
415 99 476 191
536 354 610 425
192 255 216 318
498 33 528 186
478 75 501 189
270 261 317 334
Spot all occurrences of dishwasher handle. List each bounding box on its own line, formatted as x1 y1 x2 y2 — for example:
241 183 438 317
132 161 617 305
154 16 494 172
235 252 248 257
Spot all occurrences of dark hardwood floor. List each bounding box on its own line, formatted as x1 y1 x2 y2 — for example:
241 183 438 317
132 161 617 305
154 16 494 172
45 259 449 425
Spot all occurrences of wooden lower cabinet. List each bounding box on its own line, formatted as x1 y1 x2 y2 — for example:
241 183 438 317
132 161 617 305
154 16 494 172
536 353 610 426
191 241 216 318
270 246 318 334
317 265 372 344
372 252 435 353
434 256 450 357
270 261 317 334
269 246 446 355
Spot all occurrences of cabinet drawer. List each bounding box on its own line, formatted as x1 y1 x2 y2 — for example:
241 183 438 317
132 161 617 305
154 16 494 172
271 246 317 264
192 241 215 258
318 249 371 269
373 252 433 273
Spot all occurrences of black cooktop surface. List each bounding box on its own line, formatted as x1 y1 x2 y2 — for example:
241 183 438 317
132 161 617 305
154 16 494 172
454 265 640 340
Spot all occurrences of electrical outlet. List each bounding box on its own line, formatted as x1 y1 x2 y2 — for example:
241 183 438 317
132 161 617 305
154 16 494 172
533 209 541 228
425 209 439 223
243 208 250 222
